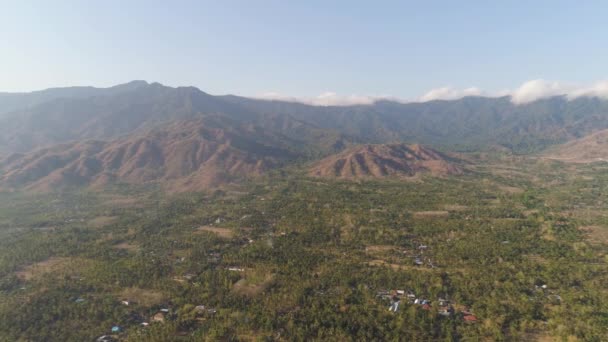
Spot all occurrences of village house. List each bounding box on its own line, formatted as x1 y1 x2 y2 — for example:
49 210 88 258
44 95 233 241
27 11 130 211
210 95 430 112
463 314 478 323
388 301 400 312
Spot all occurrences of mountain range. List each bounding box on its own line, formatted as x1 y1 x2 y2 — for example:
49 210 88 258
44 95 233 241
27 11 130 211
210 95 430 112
1 81 608 191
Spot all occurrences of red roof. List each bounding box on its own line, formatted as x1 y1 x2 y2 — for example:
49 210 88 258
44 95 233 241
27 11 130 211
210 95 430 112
463 314 478 322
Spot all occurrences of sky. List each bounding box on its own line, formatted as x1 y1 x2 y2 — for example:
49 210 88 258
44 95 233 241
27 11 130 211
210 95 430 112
2 0 608 104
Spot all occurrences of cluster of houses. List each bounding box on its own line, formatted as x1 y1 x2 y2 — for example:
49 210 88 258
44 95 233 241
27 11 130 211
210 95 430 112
377 290 477 322
96 299 218 340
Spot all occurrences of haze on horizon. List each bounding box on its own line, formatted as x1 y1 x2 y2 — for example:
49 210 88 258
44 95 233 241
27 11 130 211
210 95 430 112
2 1 608 104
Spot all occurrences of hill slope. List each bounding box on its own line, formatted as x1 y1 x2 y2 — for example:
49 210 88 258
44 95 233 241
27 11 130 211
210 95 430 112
309 143 463 179
0 118 299 192
224 95 608 152
0 82 347 156
544 129 608 163
3 81 608 157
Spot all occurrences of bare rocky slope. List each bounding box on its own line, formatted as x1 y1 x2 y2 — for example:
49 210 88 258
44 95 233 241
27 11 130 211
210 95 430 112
0 118 298 192
544 129 608 163
309 143 463 179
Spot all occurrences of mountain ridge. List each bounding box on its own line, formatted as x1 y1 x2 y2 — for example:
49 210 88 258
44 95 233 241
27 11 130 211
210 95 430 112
0 80 150 116
2 81 608 192
3 81 608 156
309 143 463 179
0 118 300 192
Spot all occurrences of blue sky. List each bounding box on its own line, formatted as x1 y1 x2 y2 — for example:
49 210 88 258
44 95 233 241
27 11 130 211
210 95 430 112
2 0 608 101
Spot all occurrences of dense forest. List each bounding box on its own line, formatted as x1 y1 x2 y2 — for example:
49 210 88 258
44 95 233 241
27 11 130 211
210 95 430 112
0 153 607 341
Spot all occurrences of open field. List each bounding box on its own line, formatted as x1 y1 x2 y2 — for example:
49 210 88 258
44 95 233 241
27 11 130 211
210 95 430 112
413 210 449 218
579 225 608 244
15 257 72 281
195 226 235 238
117 288 165 307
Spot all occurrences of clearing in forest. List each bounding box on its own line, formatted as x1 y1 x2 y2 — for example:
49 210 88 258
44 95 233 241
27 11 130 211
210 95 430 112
443 204 468 211
367 259 434 272
88 215 118 228
112 242 141 252
579 225 608 244
232 274 275 297
117 287 166 306
498 185 525 194
15 257 74 280
365 245 398 253
413 211 449 218
196 226 234 238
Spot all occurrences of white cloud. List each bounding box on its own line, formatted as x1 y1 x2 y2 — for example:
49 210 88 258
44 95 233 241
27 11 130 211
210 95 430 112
510 79 571 104
510 79 608 104
253 79 608 106
567 81 608 100
256 91 396 106
418 87 483 102
416 80 608 104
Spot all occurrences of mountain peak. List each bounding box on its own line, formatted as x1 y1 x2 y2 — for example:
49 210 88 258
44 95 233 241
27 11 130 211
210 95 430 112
114 80 149 88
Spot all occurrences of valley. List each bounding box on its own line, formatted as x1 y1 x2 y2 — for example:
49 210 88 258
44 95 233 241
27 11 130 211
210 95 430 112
0 152 606 341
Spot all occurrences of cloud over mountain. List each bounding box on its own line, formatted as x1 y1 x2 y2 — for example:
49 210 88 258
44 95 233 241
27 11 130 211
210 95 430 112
256 92 395 106
418 87 483 102
255 79 608 106
510 79 608 104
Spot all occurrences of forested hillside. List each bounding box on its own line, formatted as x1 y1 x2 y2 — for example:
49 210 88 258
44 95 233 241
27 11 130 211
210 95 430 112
3 82 608 157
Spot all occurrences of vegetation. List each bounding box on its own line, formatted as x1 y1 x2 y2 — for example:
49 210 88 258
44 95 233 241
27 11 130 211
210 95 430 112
0 154 607 341
3 81 608 158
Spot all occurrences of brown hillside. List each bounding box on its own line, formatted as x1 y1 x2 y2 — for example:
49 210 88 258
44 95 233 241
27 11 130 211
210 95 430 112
0 119 294 192
544 129 608 163
309 143 463 179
